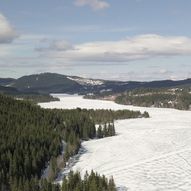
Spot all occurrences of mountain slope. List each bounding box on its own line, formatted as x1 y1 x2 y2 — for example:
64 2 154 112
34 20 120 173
0 85 20 95
11 73 83 93
8 72 191 94
0 78 15 86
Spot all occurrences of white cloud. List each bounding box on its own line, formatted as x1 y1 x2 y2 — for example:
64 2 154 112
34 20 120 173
0 13 18 43
75 0 110 10
36 40 74 52
2 34 191 81
39 34 191 63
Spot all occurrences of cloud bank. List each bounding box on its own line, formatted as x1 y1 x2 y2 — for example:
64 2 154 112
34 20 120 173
38 34 191 63
1 34 191 81
75 0 110 10
0 13 18 43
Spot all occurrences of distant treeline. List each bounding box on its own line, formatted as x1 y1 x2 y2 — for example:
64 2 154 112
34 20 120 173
63 108 147 124
0 84 60 103
0 88 60 103
115 88 191 110
85 87 191 110
0 94 147 191
15 94 60 103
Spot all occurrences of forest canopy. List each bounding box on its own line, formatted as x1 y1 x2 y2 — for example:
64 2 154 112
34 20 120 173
0 94 148 191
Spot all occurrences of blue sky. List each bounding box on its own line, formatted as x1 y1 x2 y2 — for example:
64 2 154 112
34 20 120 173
0 0 191 81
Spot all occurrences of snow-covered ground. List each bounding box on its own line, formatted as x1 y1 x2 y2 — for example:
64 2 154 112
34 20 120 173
39 94 191 191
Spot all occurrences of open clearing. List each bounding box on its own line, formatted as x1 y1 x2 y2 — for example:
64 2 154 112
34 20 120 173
40 94 191 191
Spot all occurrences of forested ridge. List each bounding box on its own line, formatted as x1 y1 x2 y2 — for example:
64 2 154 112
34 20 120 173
0 83 60 103
85 87 191 110
115 88 191 110
5 72 191 95
0 94 148 191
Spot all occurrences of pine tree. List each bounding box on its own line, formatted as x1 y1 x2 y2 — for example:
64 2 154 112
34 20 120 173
97 125 103 138
108 176 116 191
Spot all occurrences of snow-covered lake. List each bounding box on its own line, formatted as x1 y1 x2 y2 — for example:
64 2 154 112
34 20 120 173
39 94 191 191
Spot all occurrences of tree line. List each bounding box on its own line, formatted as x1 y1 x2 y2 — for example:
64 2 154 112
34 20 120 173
61 170 116 191
115 87 191 110
8 170 116 191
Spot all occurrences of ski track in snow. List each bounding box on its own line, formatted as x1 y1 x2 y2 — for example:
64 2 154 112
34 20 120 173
39 94 191 191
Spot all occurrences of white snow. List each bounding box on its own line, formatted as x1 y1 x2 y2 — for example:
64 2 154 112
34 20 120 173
67 76 104 86
39 94 191 191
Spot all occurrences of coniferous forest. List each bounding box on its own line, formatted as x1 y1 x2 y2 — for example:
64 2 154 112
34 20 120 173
115 88 191 110
0 94 148 191
61 171 116 191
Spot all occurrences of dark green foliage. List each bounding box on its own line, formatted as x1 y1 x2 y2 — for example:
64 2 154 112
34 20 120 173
2 72 191 95
0 94 146 190
11 73 82 94
49 157 58 181
115 88 191 110
97 123 116 138
97 125 103 138
0 95 96 190
61 171 116 191
15 94 60 103
0 94 62 190
0 84 60 103
72 108 145 124
8 178 60 191
143 111 150 118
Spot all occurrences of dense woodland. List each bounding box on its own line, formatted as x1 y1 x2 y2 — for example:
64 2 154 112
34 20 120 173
0 94 147 191
0 85 60 103
115 88 191 110
86 87 191 110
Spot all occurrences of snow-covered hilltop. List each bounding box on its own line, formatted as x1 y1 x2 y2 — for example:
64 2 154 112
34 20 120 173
40 95 191 191
67 76 104 86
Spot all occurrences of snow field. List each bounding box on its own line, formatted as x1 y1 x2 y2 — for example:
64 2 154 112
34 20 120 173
39 95 191 191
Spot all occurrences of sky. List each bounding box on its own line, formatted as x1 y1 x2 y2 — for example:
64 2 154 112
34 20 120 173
0 0 191 81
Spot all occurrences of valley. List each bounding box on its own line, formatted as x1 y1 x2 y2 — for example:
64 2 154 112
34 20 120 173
1 1 191 190
40 95 191 191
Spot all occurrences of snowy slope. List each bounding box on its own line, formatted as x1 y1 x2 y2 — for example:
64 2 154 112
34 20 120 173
67 76 104 86
39 95 191 191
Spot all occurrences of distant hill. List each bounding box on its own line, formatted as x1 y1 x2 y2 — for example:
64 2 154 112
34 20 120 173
11 73 83 93
1 72 191 94
0 78 15 86
0 85 20 95
114 87 191 110
0 83 59 103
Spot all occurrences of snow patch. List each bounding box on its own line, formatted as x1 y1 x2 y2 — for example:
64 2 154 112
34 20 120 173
67 76 104 86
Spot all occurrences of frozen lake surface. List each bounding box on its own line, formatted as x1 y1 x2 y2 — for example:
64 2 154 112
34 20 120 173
40 94 191 191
